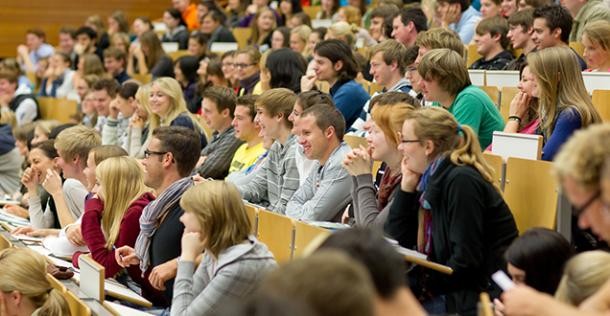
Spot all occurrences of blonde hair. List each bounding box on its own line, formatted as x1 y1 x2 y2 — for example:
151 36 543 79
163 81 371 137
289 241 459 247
179 181 251 257
0 111 17 128
527 47 601 138
55 125 101 162
371 103 416 148
583 20 610 53
555 251 610 306
406 107 497 189
418 48 471 96
148 77 202 139
81 53 105 77
415 28 466 58
0 248 70 316
339 5 362 25
135 83 152 119
90 144 127 165
554 124 610 191
96 157 149 249
35 120 60 137
256 88 297 129
328 21 359 47
291 25 312 56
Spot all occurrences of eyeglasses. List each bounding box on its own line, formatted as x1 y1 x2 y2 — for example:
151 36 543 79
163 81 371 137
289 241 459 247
144 149 168 159
396 131 421 144
222 62 234 67
573 191 601 216
234 63 254 69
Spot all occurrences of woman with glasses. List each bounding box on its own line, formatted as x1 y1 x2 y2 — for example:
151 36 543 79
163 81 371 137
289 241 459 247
387 107 518 315
234 47 261 96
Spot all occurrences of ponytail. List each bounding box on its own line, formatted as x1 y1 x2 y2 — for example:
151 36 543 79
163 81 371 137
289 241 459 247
407 107 498 190
33 288 71 316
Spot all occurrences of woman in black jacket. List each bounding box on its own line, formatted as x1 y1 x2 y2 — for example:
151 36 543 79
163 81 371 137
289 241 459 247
386 107 518 316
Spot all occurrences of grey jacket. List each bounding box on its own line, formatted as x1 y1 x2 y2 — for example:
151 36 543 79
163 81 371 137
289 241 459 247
171 236 277 316
351 173 400 230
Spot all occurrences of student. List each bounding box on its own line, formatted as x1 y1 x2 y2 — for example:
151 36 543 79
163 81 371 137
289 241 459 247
102 81 138 149
173 0 199 31
128 31 174 79
369 5 399 43
527 47 601 161
147 77 207 149
437 0 482 43
504 9 537 71
0 121 23 195
387 107 518 315
317 228 427 316
500 0 518 17
16 29 54 73
0 69 39 126
564 0 610 42
271 27 291 50
470 17 514 70
414 27 466 60
237 88 299 214
38 52 76 99
173 56 200 112
91 78 120 134
0 247 70 316
103 47 130 84
201 10 237 48
258 251 375 316
169 181 277 315
496 64 539 136
531 5 587 70
480 0 502 17
290 25 312 57
187 32 210 60
286 105 352 221
161 8 189 50
226 95 265 178
197 87 244 179
116 126 202 306
288 90 335 184
343 103 415 229
581 20 610 72
369 39 411 93
391 8 428 47
234 47 261 96
75 26 103 62
301 39 369 130
262 48 307 93
74 156 161 303
248 7 277 51
418 48 504 148
555 251 610 306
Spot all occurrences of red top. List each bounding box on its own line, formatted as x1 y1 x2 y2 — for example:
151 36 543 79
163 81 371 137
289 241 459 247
72 192 165 305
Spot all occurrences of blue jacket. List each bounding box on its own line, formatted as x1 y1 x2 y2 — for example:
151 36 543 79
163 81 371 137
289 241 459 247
0 124 16 155
330 79 370 129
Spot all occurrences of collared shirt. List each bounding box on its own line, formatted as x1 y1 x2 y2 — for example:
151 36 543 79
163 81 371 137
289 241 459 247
450 6 481 44
197 126 244 179
285 142 352 221
237 135 300 214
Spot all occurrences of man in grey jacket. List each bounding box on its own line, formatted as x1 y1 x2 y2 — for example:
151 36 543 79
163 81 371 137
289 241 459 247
286 105 352 222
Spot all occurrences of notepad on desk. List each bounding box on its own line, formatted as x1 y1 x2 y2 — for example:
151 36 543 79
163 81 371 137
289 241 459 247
0 209 29 226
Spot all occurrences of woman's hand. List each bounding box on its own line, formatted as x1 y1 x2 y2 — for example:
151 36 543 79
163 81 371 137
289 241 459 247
400 157 421 192
3 204 29 219
21 168 40 194
493 298 506 316
130 113 145 129
115 246 140 267
66 225 85 246
509 91 531 119
342 146 372 176
300 74 317 92
180 231 206 262
41 169 63 196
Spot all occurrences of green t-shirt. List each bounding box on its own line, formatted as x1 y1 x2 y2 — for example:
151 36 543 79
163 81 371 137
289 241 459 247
447 85 505 148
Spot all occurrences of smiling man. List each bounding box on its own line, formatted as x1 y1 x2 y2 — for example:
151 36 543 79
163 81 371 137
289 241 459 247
237 88 300 214
227 95 266 176
196 86 243 180
286 104 352 222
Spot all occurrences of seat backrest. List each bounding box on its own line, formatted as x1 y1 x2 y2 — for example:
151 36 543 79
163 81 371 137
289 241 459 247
65 289 92 316
131 73 153 84
503 157 558 234
480 85 499 107
167 50 191 61
486 70 520 89
232 28 251 49
466 44 481 67
569 41 584 58
500 86 519 123
293 221 330 258
482 152 505 190
256 209 295 263
37 97 78 123
46 273 67 293
491 131 543 160
0 233 12 250
303 6 321 19
344 135 368 149
244 203 259 235
592 90 610 122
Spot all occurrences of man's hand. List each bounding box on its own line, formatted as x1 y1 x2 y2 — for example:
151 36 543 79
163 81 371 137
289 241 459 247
148 259 178 291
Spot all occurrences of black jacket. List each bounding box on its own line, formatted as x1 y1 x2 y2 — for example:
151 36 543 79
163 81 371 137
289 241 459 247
386 157 518 316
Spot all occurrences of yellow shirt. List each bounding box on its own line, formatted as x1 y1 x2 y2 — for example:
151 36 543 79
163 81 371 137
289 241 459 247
228 142 266 174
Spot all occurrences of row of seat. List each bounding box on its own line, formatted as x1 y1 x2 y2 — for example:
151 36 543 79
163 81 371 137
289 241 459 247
465 41 584 67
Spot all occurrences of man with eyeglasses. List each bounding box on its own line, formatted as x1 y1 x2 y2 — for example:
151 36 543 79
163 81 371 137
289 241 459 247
234 47 261 96
115 126 201 307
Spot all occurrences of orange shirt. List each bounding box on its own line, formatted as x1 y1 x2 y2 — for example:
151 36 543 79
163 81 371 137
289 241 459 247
182 3 199 31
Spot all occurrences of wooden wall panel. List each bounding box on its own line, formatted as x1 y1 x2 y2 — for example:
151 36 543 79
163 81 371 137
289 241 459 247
0 0 174 58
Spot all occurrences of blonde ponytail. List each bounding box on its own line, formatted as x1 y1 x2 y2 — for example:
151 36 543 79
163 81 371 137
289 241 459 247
33 288 71 316
407 107 498 190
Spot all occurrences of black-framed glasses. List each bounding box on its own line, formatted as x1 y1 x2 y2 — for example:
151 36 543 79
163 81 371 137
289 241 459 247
234 63 254 69
573 191 601 216
144 149 168 159
397 131 421 144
